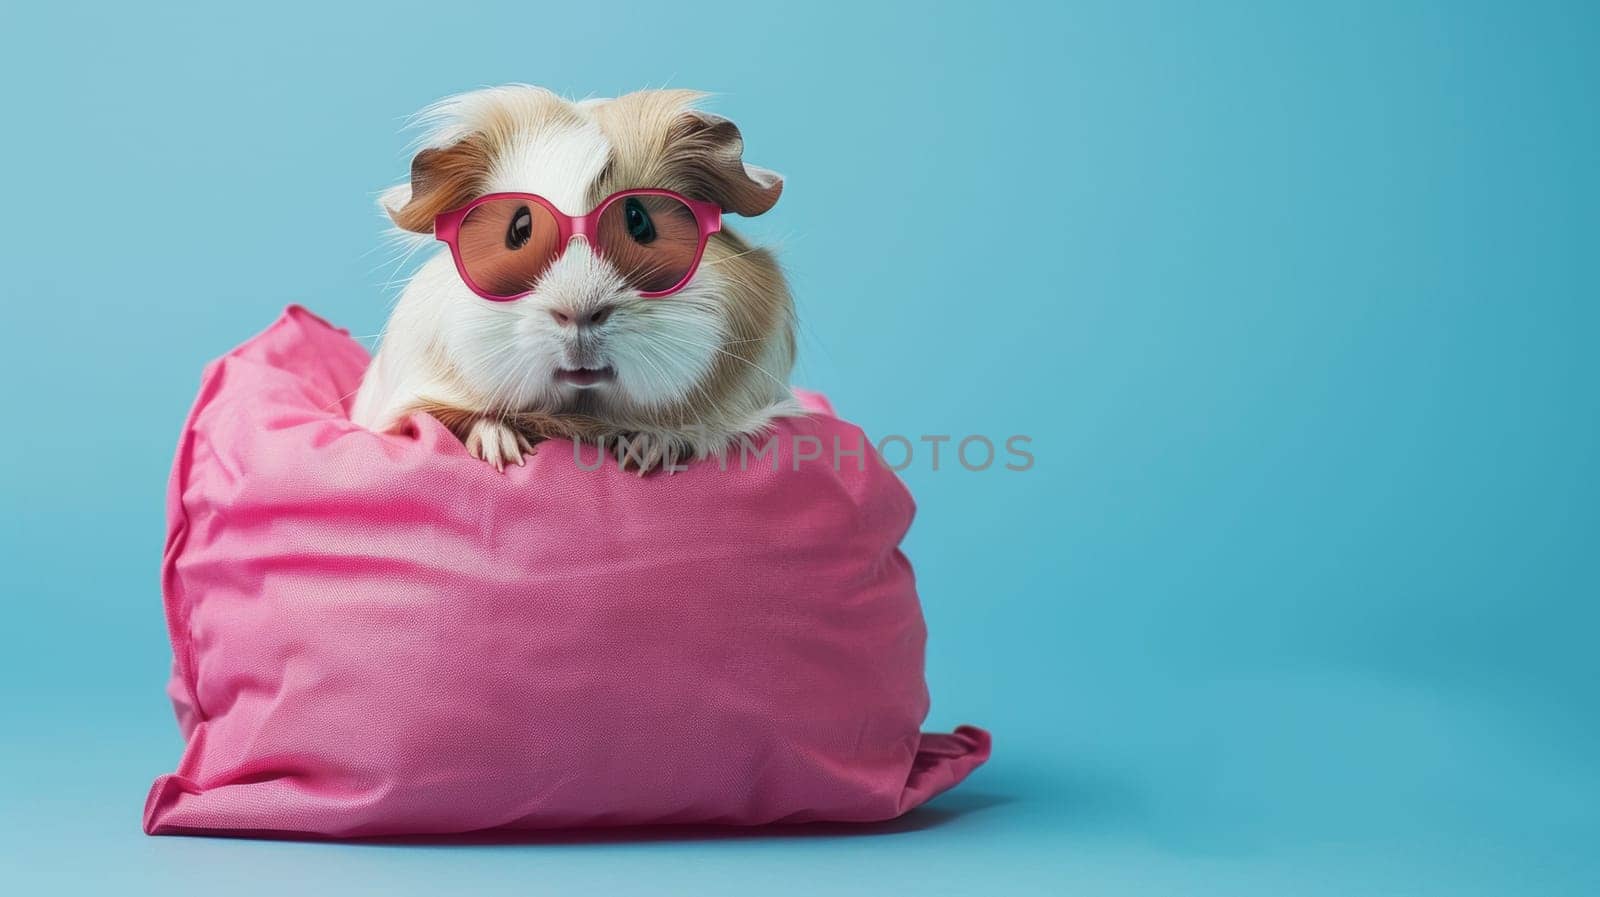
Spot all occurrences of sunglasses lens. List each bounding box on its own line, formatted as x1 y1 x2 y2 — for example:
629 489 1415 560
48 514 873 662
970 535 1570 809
596 194 704 294
456 198 562 298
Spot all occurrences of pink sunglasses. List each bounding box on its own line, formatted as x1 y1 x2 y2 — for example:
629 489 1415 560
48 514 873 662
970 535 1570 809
434 189 722 302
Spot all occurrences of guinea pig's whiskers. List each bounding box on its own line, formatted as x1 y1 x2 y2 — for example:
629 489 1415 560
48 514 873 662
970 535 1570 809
463 330 539 410
472 337 539 414
502 355 543 418
373 238 433 293
323 384 366 416
700 246 766 267
629 329 693 395
498 347 548 412
628 340 678 404
647 331 789 393
630 328 775 433
630 333 726 426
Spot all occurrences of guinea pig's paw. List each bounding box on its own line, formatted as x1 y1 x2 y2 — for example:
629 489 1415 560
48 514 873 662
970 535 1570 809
464 417 536 472
613 431 692 476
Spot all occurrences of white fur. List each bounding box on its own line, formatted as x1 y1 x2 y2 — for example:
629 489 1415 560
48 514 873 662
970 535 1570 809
353 94 727 435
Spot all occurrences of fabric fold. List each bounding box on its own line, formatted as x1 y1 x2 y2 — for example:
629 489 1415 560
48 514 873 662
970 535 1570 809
147 305 988 838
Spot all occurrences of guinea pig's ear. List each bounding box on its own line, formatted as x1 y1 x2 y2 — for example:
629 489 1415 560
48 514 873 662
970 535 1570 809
670 110 783 217
382 139 489 233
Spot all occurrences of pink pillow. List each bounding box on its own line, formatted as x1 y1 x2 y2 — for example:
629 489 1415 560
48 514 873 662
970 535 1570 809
144 306 989 838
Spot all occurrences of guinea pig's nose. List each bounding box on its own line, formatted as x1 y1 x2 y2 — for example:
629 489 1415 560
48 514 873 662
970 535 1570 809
549 304 615 329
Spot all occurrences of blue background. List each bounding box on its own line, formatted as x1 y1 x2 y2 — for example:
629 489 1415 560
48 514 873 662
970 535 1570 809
2 1 1595 894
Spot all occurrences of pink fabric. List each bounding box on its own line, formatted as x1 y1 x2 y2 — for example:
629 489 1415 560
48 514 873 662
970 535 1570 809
145 305 990 838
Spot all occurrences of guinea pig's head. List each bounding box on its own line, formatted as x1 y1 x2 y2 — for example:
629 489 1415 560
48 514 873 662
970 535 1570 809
382 86 793 421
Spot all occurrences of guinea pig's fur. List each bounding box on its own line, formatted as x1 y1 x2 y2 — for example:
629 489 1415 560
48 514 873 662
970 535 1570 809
352 86 799 471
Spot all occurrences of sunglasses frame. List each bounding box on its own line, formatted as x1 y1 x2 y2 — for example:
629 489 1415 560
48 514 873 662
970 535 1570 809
434 188 723 302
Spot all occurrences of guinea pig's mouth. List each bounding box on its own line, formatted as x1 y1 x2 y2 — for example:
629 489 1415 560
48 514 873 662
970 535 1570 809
555 366 617 388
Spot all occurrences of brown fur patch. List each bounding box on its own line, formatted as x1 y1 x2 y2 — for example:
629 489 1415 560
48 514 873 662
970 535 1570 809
586 90 783 216
411 400 610 447
387 136 493 233
388 87 589 233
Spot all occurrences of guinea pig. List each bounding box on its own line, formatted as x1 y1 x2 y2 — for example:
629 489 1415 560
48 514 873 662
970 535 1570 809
352 86 800 472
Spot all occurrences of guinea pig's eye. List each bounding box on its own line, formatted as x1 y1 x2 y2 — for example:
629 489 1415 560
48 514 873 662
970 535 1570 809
623 197 656 245
506 206 534 250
